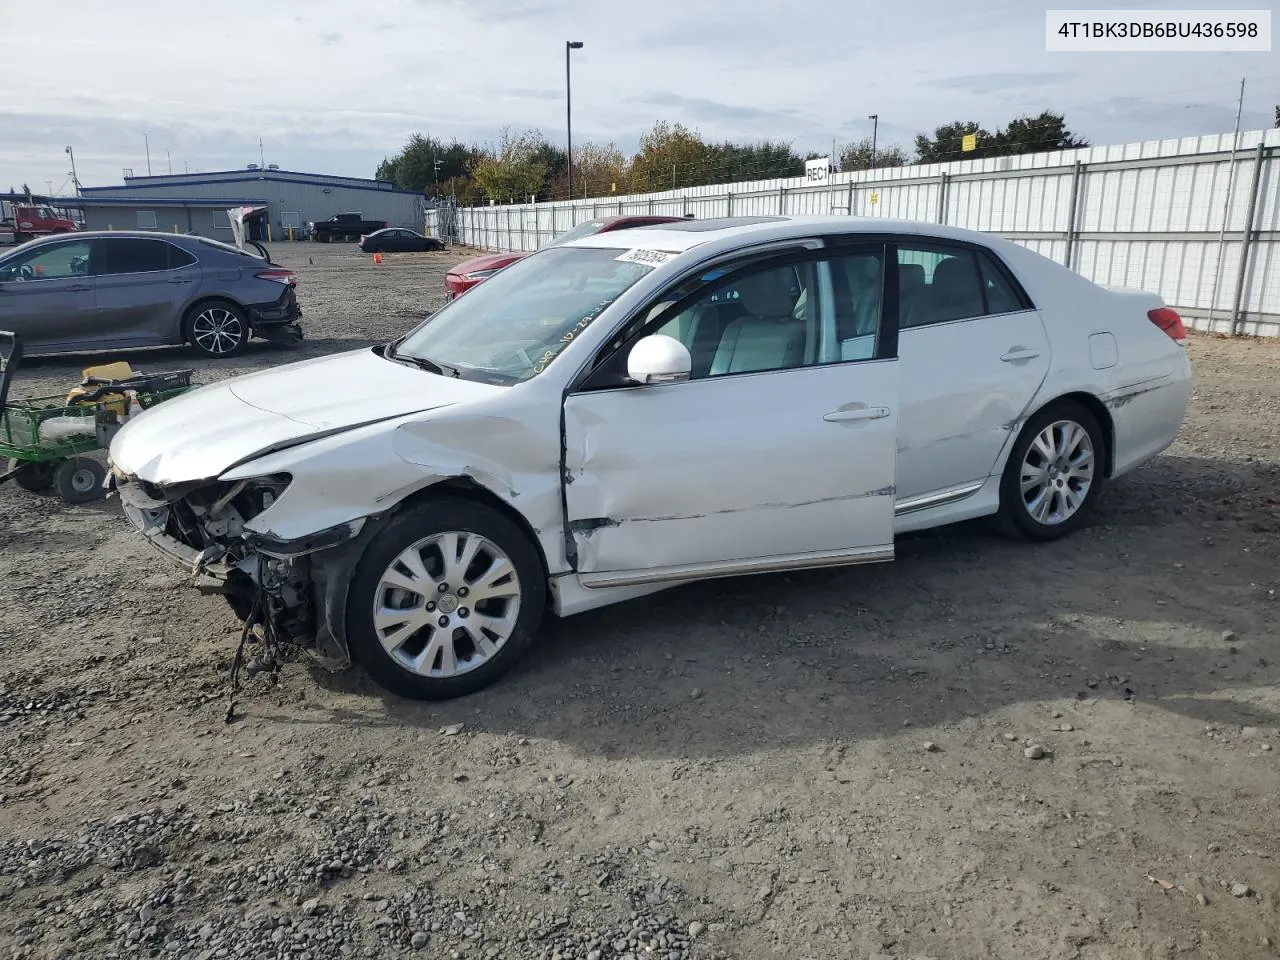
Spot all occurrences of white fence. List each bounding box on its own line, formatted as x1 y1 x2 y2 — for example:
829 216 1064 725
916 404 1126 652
439 128 1280 338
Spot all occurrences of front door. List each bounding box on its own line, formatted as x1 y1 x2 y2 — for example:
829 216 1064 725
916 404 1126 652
0 237 97 351
563 244 899 588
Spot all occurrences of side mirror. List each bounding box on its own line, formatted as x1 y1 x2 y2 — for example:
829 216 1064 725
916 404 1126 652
627 334 691 385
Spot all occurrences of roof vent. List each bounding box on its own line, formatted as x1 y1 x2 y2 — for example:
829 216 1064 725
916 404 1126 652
247 163 260 170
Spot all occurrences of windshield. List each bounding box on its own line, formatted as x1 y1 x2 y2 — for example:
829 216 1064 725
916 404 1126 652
392 245 658 384
545 220 607 247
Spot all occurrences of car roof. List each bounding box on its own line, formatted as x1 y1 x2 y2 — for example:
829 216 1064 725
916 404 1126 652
562 215 1016 254
19 230 204 244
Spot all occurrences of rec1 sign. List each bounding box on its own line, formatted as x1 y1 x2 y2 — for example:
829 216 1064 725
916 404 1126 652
805 157 831 186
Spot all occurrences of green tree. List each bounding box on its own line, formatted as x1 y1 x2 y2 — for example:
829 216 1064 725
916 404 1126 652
1274 104 1278 127
627 121 710 192
21 183 31 199
470 127 550 203
914 121 992 163
992 111 1088 155
376 134 478 196
704 140 803 183
839 137 909 171
914 112 1087 163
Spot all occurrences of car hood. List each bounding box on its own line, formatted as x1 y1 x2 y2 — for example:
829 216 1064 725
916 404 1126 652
109 347 502 485
448 251 528 276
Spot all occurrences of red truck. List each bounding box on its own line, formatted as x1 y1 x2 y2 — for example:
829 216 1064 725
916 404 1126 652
0 203 80 245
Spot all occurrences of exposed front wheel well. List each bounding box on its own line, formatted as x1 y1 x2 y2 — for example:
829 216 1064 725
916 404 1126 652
392 476 551 586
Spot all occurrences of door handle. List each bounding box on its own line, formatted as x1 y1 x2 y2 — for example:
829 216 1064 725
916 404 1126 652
1000 347 1041 363
168 277 193 284
824 405 890 423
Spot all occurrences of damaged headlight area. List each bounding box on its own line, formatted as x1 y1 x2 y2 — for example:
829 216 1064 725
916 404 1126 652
115 471 362 665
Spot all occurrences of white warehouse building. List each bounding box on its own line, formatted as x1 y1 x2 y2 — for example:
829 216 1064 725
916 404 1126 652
76 166 428 242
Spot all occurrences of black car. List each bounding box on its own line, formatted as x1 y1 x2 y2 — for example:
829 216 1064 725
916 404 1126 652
358 228 444 253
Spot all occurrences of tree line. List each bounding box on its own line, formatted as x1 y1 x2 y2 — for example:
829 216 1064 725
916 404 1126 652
376 111 1092 204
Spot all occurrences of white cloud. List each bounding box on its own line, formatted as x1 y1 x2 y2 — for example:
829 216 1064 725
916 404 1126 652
2 0 1273 190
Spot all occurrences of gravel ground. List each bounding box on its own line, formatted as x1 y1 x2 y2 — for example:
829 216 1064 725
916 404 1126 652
1 242 1278 960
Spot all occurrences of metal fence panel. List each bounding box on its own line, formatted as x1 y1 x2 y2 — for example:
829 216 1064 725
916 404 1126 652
452 128 1280 336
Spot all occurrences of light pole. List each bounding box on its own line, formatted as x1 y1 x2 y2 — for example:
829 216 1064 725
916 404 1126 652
64 146 79 195
565 40 584 200
868 114 879 168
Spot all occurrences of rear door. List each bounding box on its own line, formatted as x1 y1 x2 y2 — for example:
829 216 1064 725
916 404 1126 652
92 237 197 346
0 238 97 350
892 240 1051 509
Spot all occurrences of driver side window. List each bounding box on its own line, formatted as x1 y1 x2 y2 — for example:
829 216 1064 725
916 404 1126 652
0 240 94 282
654 262 814 379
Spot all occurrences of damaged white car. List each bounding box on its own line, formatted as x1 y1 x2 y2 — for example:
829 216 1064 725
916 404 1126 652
108 215 1191 700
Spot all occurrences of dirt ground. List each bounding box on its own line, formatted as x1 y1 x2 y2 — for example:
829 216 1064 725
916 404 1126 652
1 242 1278 960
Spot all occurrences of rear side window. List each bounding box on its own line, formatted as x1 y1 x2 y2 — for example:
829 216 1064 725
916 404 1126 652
896 243 1032 328
977 253 1029 314
102 238 189 274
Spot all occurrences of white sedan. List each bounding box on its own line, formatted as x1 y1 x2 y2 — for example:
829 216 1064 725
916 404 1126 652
107 215 1191 700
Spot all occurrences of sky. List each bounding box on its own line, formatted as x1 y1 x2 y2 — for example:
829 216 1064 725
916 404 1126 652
1 0 1275 192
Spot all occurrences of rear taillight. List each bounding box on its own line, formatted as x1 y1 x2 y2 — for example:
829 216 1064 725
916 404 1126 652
256 269 296 286
1148 307 1186 344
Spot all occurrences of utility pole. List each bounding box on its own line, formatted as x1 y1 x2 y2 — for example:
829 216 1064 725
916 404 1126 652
868 114 879 168
64 146 79 195
565 40 584 200
259 138 265 168
1207 77 1246 331
144 132 152 176
166 149 172 175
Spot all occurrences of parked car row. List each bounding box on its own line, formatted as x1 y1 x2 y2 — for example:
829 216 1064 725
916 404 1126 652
0 232 302 358
107 213 1191 703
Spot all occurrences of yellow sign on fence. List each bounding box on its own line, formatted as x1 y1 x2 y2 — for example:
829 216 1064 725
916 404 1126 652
962 133 977 152
869 191 880 205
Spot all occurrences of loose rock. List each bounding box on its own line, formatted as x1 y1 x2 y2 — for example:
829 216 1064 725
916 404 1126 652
1024 745 1045 760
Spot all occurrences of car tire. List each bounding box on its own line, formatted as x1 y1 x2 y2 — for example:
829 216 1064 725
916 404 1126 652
52 457 107 504
185 300 249 358
346 497 546 700
996 399 1105 542
8 458 55 492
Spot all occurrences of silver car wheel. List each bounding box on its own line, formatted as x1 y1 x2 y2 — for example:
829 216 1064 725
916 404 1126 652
1019 419 1095 525
191 307 245 355
372 531 522 678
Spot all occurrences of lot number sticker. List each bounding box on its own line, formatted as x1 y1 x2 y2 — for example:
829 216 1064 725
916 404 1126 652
615 248 675 268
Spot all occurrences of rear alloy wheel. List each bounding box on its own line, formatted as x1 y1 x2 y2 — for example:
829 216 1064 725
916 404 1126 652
347 498 545 700
188 302 248 357
997 401 1104 541
52 457 107 504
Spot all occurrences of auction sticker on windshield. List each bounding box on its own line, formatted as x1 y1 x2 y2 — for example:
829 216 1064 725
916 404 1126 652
615 248 676 268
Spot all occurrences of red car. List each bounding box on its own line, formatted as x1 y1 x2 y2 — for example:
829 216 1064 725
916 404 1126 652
444 214 690 300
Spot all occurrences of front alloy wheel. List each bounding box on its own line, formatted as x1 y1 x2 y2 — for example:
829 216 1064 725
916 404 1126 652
998 400 1104 541
189 303 248 357
347 498 545 699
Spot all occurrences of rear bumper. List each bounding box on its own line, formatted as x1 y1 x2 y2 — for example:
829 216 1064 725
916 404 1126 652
249 287 302 327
